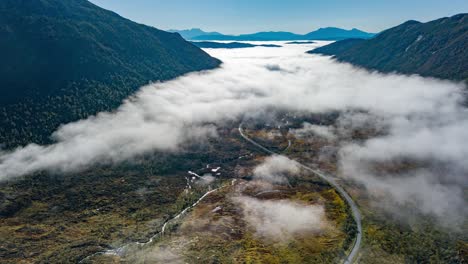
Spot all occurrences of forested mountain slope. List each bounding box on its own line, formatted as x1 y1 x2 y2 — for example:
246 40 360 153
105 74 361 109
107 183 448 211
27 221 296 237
0 0 221 148
309 14 468 82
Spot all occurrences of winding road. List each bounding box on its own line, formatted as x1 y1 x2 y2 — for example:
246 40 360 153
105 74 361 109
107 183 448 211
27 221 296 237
81 124 361 263
79 186 225 263
239 123 362 264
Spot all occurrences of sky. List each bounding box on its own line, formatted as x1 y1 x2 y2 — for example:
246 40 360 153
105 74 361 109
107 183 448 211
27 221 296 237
89 0 467 34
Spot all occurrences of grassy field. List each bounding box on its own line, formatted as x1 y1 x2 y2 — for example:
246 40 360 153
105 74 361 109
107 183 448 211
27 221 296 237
93 176 354 263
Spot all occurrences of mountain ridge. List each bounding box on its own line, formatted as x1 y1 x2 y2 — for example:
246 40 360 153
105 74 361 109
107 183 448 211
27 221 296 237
308 13 468 82
191 41 282 49
171 27 376 41
168 28 222 39
0 0 221 148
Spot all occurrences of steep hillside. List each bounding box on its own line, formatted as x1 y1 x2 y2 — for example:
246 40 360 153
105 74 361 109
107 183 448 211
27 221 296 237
0 0 221 148
308 14 468 82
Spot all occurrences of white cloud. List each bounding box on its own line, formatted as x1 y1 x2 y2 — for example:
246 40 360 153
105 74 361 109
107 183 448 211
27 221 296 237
232 196 327 241
253 155 300 184
291 122 336 140
0 41 467 224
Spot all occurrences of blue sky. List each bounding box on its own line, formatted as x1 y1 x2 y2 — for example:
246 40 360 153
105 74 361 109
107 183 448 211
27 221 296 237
90 0 467 34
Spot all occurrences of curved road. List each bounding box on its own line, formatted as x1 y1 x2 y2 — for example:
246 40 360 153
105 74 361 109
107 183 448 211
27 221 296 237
79 186 225 263
239 123 362 264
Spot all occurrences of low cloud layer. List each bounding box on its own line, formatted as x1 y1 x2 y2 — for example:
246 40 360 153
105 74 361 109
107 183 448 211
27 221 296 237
253 155 300 184
233 196 327 241
0 42 466 224
291 122 336 140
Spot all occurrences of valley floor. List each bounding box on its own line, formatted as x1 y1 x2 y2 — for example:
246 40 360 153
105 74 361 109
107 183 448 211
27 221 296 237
2 115 465 263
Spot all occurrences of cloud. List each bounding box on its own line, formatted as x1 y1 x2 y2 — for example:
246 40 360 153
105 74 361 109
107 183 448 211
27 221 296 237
339 115 468 226
196 174 216 186
290 122 336 140
253 155 300 184
0 41 467 224
232 196 327 241
125 245 185 264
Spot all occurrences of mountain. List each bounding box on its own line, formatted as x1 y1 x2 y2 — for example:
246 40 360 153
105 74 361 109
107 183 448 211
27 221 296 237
304 27 375 40
286 41 316 44
189 28 375 41
168 28 222 39
308 14 468 82
192 31 302 41
192 41 281 49
0 0 221 148
309 38 366 54
193 31 301 41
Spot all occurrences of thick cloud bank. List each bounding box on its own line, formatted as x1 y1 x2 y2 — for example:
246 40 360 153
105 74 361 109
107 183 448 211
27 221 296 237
233 196 327 241
253 155 300 184
0 41 467 224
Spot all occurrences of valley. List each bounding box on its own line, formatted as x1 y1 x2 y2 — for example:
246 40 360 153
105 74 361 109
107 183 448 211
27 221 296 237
0 118 357 263
2 110 465 263
0 1 467 262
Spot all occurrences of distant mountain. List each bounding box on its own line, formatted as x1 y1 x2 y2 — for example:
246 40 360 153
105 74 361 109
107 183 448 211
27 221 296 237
0 0 221 148
308 14 468 82
192 31 301 41
189 28 375 41
191 41 282 49
304 27 375 40
169 28 222 39
286 41 316 44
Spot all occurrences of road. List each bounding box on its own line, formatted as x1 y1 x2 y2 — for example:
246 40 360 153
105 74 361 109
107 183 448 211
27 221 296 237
239 123 362 264
79 186 225 263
